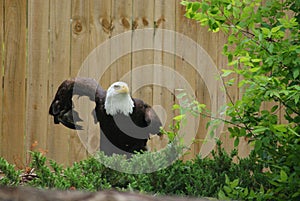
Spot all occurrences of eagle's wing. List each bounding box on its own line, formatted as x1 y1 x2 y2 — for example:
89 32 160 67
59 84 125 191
49 77 104 130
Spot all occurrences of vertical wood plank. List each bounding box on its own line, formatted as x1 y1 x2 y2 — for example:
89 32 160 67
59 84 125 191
131 0 162 151
107 0 132 85
0 0 4 157
196 27 219 158
196 29 232 157
175 2 199 160
195 27 210 157
48 0 71 165
86 0 112 153
132 0 154 105
26 0 50 155
89 0 112 85
194 73 211 156
90 0 112 48
69 0 90 163
2 0 26 164
148 0 176 151
80 0 112 82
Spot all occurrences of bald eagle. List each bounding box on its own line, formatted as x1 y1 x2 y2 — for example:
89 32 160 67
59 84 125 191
49 77 162 156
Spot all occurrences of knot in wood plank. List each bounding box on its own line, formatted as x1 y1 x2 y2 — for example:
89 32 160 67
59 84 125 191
132 18 138 30
155 16 166 28
71 16 86 35
142 17 149 27
100 17 114 34
74 22 82 32
121 17 130 29
132 17 149 30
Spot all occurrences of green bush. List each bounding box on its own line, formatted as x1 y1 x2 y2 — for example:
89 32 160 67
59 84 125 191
0 157 20 186
0 141 268 199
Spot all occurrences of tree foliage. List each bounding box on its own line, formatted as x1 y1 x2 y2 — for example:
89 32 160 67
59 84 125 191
182 0 300 200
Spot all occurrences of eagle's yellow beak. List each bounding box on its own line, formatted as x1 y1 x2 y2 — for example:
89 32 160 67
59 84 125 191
118 85 129 94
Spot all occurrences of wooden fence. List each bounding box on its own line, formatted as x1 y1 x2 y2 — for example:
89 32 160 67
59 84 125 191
0 0 251 166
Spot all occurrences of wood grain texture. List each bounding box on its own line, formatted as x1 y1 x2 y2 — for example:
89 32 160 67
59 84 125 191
2 0 26 164
89 0 112 83
0 0 262 165
175 1 199 160
87 0 112 154
26 0 50 157
106 0 132 85
0 0 4 157
47 0 72 165
69 0 90 163
131 0 160 150
149 0 177 151
196 27 219 158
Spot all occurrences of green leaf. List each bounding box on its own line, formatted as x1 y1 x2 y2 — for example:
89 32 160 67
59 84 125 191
261 27 270 36
225 174 230 184
226 78 236 86
210 6 220 15
280 170 288 182
268 43 274 53
223 186 232 194
234 137 239 147
253 126 268 134
172 104 181 110
230 178 239 188
192 2 201 12
249 67 260 72
176 92 187 99
251 58 262 63
233 7 240 18
273 124 287 132
202 2 209 13
226 4 232 10
222 69 234 77
173 114 185 121
271 25 282 33
254 140 262 152
218 190 229 200
288 127 300 137
293 68 299 79
259 184 265 194
228 34 236 44
238 79 247 87
292 191 300 198
243 187 249 196
228 59 238 66
271 105 279 113
180 1 189 6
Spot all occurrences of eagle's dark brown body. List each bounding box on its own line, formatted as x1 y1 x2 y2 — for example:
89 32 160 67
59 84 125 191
49 77 162 156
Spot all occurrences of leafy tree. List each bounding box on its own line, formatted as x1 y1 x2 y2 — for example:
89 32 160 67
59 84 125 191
181 0 300 200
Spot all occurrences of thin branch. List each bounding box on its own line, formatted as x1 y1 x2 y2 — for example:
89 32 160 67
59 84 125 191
216 70 256 136
199 111 250 130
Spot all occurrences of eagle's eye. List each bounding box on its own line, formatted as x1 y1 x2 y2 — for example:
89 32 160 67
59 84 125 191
113 85 121 90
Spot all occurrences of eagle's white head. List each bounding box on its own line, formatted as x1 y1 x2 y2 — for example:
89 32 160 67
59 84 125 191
104 81 134 116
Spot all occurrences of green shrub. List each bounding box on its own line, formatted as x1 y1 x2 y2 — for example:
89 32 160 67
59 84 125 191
1 141 267 199
0 157 20 186
28 152 112 191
